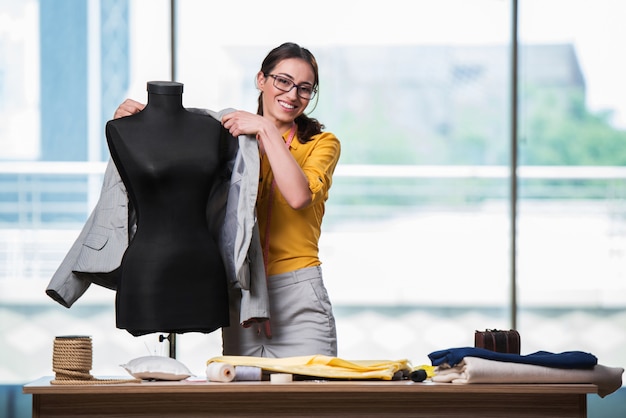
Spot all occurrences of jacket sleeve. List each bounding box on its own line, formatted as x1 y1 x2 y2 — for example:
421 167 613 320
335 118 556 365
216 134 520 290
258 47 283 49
45 209 97 308
46 159 131 307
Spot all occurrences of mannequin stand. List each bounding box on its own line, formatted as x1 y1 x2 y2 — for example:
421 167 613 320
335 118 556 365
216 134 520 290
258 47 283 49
159 333 177 359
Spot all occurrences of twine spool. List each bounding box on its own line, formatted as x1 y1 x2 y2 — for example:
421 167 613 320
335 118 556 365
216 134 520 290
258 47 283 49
51 336 140 385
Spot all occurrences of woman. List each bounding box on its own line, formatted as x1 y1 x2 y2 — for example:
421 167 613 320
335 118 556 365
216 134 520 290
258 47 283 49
114 42 340 358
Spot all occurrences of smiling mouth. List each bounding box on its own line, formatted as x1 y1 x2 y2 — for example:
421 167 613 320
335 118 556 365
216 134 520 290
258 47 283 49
279 100 296 110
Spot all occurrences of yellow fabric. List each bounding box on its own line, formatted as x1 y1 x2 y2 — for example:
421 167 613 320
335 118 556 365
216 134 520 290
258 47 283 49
258 131 341 276
207 355 410 381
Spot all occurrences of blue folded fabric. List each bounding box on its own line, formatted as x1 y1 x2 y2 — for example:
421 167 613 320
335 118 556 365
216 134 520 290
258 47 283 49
428 347 598 369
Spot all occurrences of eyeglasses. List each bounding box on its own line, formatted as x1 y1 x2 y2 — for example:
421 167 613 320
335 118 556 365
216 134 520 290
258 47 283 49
266 74 317 100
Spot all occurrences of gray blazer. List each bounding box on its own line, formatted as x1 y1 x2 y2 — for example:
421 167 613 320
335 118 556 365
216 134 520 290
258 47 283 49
46 108 269 326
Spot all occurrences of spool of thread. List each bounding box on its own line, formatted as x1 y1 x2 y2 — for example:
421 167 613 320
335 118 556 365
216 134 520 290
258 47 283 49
410 369 428 382
206 362 235 382
234 366 263 381
270 373 293 383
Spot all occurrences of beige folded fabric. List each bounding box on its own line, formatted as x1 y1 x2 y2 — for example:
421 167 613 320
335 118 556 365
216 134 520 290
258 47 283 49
433 356 624 398
207 355 410 380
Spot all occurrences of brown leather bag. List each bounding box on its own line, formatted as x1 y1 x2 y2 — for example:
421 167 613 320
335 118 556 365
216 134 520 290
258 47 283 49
474 329 521 354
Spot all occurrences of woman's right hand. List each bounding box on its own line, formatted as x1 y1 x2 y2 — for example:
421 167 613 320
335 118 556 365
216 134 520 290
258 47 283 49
113 99 145 119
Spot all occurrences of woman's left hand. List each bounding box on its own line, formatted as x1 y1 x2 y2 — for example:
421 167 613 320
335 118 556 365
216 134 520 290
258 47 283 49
223 110 311 209
221 110 266 138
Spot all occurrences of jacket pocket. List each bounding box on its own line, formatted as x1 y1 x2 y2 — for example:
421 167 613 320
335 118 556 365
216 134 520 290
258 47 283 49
83 230 109 251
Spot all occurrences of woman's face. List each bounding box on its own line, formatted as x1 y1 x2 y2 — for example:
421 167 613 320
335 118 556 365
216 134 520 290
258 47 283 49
257 57 315 132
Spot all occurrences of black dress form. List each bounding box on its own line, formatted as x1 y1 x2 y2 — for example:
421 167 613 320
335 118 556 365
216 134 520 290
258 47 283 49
105 81 230 336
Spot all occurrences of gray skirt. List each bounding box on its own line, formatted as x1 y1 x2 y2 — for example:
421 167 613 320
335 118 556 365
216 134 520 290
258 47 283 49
222 266 337 358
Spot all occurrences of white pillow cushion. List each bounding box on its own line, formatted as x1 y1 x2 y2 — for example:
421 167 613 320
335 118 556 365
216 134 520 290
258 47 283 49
121 355 192 381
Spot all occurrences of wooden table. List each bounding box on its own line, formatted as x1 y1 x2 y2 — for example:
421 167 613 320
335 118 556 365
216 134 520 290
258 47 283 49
23 376 597 417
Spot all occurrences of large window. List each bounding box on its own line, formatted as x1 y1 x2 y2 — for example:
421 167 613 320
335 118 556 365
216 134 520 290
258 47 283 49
516 0 626 368
1 1 624 408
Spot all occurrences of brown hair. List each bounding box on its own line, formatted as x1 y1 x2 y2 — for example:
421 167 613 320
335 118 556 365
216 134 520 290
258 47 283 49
257 42 324 143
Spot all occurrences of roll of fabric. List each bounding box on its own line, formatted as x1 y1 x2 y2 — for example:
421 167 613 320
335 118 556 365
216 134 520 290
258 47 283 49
270 373 293 383
206 362 235 382
234 366 262 381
